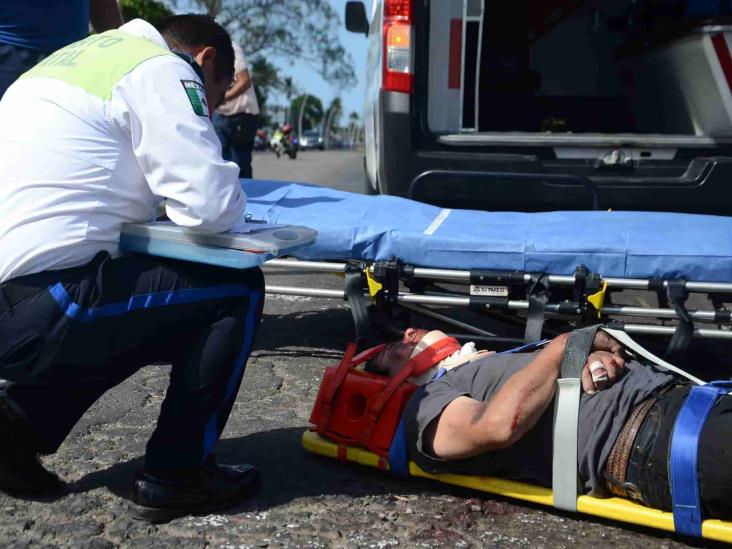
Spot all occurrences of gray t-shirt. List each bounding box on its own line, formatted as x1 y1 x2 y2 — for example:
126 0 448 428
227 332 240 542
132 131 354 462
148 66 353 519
403 350 674 495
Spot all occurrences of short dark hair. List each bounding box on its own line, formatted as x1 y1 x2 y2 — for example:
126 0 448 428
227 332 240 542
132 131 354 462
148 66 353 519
156 14 235 82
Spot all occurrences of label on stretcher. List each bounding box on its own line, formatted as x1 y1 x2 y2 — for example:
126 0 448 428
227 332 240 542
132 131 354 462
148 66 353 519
470 284 509 297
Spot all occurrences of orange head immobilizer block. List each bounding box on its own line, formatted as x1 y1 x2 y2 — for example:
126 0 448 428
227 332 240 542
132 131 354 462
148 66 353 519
309 336 462 457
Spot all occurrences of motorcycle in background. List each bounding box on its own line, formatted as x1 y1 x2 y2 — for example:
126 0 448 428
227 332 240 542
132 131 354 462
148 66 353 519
270 123 298 159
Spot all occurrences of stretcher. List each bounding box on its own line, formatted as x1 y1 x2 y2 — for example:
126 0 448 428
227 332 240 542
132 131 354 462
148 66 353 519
303 328 732 543
242 179 732 355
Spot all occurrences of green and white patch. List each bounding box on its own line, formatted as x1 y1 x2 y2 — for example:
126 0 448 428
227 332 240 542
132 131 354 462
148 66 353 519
180 80 208 117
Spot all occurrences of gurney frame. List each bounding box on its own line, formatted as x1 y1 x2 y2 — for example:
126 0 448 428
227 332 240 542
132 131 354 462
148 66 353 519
264 257 732 354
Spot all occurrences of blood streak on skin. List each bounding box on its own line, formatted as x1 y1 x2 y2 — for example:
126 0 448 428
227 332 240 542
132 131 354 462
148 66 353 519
510 407 521 432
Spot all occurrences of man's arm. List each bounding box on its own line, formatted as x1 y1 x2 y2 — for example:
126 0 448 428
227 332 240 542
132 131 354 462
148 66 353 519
111 56 245 233
428 333 625 460
222 69 252 103
90 0 123 32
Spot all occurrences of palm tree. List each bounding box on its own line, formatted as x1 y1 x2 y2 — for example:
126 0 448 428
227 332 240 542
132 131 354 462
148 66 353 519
282 77 298 124
347 111 361 148
290 94 324 135
324 97 342 144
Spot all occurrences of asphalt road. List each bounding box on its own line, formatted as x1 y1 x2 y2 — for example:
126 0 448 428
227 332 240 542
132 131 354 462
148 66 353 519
0 150 709 548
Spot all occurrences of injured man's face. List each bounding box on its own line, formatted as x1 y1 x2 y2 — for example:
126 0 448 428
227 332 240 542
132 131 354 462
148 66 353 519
368 328 489 383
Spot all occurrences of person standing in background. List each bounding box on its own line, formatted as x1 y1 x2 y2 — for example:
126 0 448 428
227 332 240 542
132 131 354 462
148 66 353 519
0 0 124 98
214 41 260 178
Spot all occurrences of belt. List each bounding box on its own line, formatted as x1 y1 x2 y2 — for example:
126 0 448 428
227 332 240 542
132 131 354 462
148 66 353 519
605 395 658 501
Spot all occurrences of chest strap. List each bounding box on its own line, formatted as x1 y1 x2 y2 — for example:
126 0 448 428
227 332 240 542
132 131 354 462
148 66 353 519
552 326 599 512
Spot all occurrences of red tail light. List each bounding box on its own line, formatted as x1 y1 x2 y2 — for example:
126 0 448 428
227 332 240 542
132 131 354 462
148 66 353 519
383 0 414 94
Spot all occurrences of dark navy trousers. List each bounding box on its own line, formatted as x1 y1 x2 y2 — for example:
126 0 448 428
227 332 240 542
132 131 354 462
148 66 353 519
0 252 264 472
213 112 258 179
0 43 48 98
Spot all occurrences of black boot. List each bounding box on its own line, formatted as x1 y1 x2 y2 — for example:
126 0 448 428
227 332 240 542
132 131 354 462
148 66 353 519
0 398 61 494
130 458 261 523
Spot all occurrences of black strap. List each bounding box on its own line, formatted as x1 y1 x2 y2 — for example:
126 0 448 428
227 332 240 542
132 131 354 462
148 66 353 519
665 281 693 360
525 275 549 344
560 325 599 378
344 266 371 350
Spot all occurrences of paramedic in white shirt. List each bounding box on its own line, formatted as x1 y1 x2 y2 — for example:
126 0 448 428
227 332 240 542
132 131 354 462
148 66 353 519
213 41 261 178
0 15 264 523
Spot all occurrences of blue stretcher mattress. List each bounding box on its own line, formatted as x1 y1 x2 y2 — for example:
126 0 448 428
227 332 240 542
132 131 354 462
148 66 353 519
244 179 732 283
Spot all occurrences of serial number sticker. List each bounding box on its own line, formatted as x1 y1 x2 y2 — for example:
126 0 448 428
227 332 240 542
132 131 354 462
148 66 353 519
470 285 509 297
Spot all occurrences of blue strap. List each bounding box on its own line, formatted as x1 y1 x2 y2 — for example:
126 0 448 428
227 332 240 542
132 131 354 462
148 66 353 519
498 339 550 355
388 418 410 476
670 381 732 536
388 367 448 475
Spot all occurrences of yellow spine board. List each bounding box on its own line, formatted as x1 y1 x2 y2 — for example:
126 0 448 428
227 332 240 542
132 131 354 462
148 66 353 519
301 430 732 544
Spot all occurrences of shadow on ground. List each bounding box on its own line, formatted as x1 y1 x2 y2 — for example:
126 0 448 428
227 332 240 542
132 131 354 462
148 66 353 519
258 308 355 352
66 427 422 509
55 426 720 548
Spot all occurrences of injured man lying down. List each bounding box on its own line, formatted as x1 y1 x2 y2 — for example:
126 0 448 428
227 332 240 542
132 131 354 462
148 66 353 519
366 329 732 519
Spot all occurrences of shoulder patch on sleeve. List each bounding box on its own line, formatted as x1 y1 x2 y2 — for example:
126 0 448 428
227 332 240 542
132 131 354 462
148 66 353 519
180 80 209 117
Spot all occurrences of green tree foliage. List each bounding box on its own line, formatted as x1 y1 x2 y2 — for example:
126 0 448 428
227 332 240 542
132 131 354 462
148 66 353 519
181 0 357 90
290 94 324 134
120 0 173 26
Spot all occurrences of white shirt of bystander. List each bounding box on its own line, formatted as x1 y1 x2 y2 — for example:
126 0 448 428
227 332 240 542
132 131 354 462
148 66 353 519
216 42 260 117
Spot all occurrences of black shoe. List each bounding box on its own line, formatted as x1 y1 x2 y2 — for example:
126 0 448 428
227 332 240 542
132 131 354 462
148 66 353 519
0 398 60 495
130 460 261 523
0 452 61 494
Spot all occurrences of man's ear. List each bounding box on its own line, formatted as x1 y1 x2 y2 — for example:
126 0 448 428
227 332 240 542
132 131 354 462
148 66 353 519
194 46 217 68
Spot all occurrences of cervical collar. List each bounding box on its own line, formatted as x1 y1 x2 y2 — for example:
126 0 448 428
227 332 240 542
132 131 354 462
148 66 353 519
408 330 490 385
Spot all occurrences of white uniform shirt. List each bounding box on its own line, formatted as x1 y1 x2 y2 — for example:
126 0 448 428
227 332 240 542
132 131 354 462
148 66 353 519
216 42 260 116
0 19 245 282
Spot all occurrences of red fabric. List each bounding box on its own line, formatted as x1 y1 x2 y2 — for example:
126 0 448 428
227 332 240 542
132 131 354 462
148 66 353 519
448 19 462 89
713 33 732 96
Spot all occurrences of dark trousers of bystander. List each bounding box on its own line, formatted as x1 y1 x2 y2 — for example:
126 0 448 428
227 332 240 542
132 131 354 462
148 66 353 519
0 43 47 99
214 112 259 179
625 383 732 519
0 252 264 473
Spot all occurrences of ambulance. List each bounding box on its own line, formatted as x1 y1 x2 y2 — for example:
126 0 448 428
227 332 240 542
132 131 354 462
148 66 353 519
346 0 732 214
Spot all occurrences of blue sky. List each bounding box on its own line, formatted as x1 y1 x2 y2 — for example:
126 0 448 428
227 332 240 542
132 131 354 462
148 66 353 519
273 0 368 120
176 0 369 122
